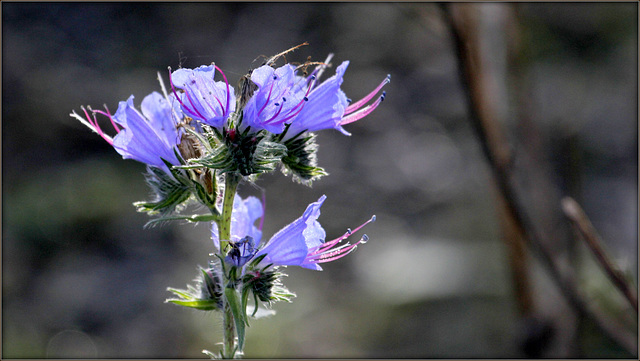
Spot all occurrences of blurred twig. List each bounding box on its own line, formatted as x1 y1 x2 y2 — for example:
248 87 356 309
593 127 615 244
562 197 638 313
439 3 637 356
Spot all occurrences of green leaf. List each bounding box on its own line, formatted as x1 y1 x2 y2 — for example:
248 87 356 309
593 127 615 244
166 299 220 311
135 166 192 216
225 287 246 351
144 213 218 227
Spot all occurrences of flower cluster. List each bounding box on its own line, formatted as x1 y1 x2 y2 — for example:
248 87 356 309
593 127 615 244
71 45 387 358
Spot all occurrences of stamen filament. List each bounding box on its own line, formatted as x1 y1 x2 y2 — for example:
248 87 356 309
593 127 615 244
344 74 390 115
341 92 385 125
305 215 375 265
256 76 277 118
213 64 231 119
264 98 286 124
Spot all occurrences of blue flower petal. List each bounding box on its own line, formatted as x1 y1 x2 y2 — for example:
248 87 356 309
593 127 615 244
111 93 181 173
171 65 235 128
286 61 350 136
252 195 326 270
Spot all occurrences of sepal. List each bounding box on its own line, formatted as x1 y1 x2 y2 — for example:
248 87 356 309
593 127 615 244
280 133 327 185
134 165 191 216
185 129 287 177
165 266 224 311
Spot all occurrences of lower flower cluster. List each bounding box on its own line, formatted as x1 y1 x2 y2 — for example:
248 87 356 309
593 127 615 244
71 45 386 358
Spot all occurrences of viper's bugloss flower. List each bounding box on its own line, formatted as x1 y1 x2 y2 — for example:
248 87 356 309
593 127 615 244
238 57 389 139
169 64 235 128
240 64 311 134
213 194 374 271
71 92 183 173
283 59 390 139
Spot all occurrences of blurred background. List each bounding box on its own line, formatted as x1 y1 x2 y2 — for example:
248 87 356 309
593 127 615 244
2 2 637 358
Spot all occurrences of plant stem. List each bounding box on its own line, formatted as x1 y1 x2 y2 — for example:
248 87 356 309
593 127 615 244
219 173 240 252
218 172 241 358
223 300 236 358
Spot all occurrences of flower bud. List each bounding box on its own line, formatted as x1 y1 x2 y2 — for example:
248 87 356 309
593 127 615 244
166 265 224 311
280 132 327 184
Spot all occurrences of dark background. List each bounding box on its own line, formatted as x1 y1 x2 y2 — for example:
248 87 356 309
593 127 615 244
2 2 637 358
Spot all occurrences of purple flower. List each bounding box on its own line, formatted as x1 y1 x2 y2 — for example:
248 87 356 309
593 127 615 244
240 64 309 134
71 92 183 173
283 58 390 139
169 64 235 128
237 55 388 137
213 194 374 271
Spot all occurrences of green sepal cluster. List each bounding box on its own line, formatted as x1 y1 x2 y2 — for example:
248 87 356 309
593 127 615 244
165 267 224 311
280 133 327 185
185 128 287 177
240 255 295 320
134 161 191 216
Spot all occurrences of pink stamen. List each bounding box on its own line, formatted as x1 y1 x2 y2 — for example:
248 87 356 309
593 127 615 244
103 105 121 133
213 64 230 119
94 107 121 133
314 243 359 263
264 98 286 124
344 74 390 115
182 82 209 120
274 75 316 125
305 215 375 264
256 76 277 118
340 91 385 125
82 106 114 145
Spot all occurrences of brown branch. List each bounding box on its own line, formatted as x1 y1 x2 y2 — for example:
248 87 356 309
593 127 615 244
562 197 638 313
438 3 638 356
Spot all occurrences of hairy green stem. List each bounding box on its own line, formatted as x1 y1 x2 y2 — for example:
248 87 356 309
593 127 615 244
219 173 240 251
223 301 236 358
218 172 241 358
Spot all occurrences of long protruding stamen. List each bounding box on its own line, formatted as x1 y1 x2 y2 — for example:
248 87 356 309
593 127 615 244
264 97 286 124
102 105 121 133
305 215 375 264
85 108 114 144
213 64 231 119
344 74 390 115
340 91 386 125
71 106 118 146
